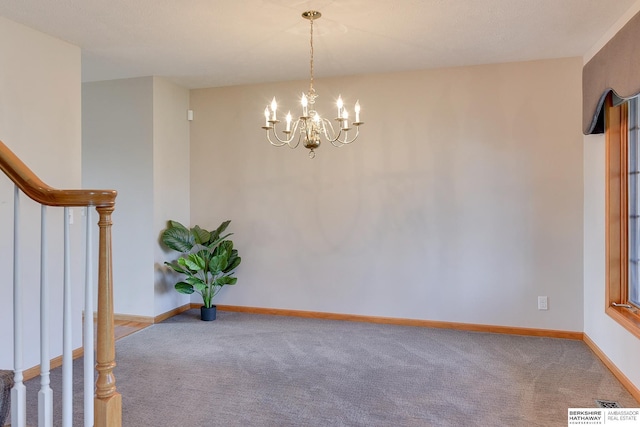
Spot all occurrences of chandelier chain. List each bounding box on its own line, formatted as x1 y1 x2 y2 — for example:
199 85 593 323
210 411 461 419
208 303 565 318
309 18 315 96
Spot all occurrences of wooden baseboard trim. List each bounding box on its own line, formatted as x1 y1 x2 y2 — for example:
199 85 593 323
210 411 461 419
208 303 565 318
113 313 154 324
154 304 192 323
91 311 154 324
213 304 584 340
90 304 192 325
23 346 84 382
113 313 154 325
583 333 640 404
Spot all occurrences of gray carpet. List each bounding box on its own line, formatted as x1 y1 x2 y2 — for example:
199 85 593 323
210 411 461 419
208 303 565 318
23 310 638 426
0 370 12 426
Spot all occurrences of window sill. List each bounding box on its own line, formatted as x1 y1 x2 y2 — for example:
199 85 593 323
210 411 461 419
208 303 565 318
606 305 640 340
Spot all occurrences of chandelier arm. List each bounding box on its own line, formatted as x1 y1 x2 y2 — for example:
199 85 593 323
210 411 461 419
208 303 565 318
292 130 302 149
320 118 344 143
267 121 298 145
330 138 346 148
337 126 361 145
318 118 329 138
266 120 304 148
266 130 289 147
288 120 302 149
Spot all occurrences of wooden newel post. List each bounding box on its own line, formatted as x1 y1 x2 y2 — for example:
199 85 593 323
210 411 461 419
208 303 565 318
94 206 122 427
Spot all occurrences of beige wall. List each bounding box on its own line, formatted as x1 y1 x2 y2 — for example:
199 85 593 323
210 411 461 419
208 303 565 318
0 16 82 369
83 76 191 318
83 77 156 317
190 57 584 331
153 77 191 316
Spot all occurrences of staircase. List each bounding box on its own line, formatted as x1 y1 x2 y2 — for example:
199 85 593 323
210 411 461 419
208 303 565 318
0 139 121 427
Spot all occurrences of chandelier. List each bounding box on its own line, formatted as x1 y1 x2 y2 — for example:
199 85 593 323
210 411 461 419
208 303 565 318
261 10 364 159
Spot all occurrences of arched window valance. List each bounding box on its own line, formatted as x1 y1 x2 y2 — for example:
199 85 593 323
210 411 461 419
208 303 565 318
583 10 640 135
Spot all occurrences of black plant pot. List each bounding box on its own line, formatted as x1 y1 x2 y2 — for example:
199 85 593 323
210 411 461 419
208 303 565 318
200 305 217 321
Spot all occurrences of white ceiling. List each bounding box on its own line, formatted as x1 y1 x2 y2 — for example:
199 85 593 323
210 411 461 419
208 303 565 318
0 0 636 89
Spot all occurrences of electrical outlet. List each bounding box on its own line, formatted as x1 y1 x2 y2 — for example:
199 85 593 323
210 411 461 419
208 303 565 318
538 296 548 310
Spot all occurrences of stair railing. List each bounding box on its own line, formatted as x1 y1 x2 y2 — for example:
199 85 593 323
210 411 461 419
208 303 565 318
0 139 120 427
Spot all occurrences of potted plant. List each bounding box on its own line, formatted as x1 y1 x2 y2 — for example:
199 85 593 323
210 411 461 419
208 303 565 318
161 220 241 321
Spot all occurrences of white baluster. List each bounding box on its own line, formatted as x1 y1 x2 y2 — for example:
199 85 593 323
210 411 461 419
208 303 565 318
83 207 94 426
62 207 73 427
11 186 26 427
39 205 53 427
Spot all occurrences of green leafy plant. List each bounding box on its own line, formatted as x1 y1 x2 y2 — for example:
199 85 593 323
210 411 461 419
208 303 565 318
161 220 241 308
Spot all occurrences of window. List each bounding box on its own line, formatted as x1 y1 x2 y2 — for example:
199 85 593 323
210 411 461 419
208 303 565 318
605 93 640 338
629 96 640 308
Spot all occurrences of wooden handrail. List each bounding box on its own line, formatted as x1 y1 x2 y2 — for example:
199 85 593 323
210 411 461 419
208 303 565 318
1 139 121 426
0 140 116 207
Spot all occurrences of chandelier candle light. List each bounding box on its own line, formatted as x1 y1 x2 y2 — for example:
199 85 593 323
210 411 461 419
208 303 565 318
261 10 364 159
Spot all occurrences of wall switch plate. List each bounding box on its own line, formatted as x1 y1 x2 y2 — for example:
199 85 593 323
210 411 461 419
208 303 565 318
538 296 548 310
